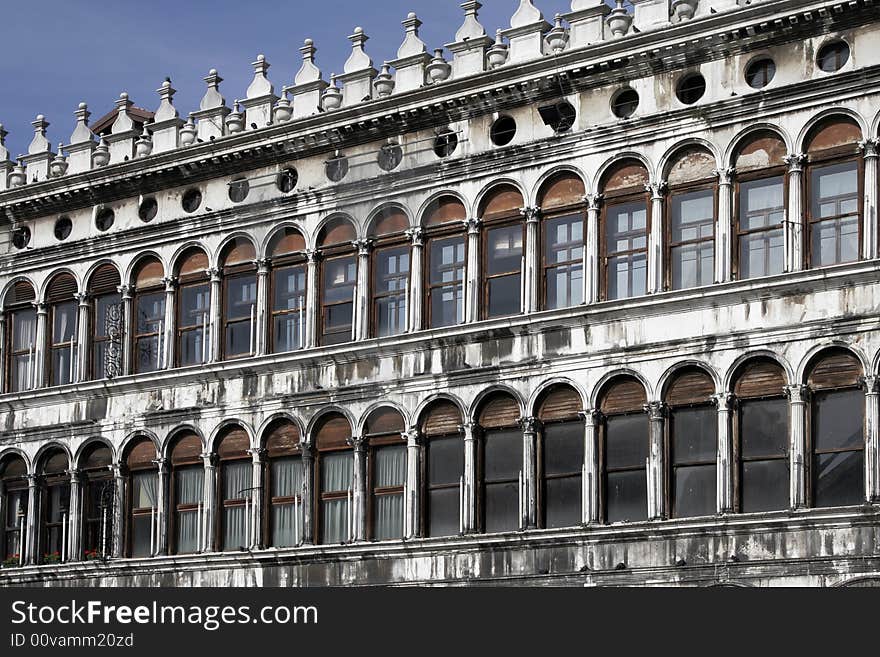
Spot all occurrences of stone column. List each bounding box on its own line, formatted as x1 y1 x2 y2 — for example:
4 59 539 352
712 393 734 513
154 458 169 555
208 267 222 363
25 474 38 565
300 444 315 545
581 409 601 525
201 453 217 552
66 469 81 561
644 401 666 520
461 422 478 533
403 427 421 538
521 207 541 314
714 167 735 283
646 182 667 294
785 385 808 509
247 448 266 548
783 154 807 273
863 376 879 503
33 302 48 388
349 436 367 541
519 417 538 529
861 139 879 261
255 259 270 356
353 240 373 341
464 218 482 324
112 464 125 558
0 316 6 392
161 277 177 369
584 194 603 304
305 250 320 349
74 292 90 383
406 228 424 332
118 285 134 376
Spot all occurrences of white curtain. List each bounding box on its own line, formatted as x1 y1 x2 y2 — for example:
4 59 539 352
321 453 353 544
175 467 204 554
373 446 406 540
222 461 251 550
271 458 303 547
131 471 157 510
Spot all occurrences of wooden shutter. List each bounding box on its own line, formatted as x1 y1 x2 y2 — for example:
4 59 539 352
666 369 715 406
318 218 356 248
1 456 27 480
41 450 69 475
600 378 647 415
222 238 256 268
90 264 121 295
269 228 306 258
369 209 409 238
540 173 586 211
265 420 301 458
807 119 862 153
424 197 466 227
127 438 157 470
421 401 462 437
538 386 582 422
80 443 112 471
217 426 250 460
178 249 208 277
478 394 520 429
666 148 716 186
602 161 649 195
6 281 35 306
365 407 405 435
315 415 352 451
734 360 786 398
480 185 523 221
135 258 164 289
735 133 787 171
808 351 862 390
46 274 77 302
170 433 203 466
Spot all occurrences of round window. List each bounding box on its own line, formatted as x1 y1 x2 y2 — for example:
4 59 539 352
95 208 115 232
228 179 250 203
182 188 202 213
817 40 850 73
490 116 517 146
676 73 706 105
138 198 158 223
54 216 73 241
745 58 776 89
612 88 640 118
433 131 458 158
276 168 298 193
326 155 349 183
12 226 30 250
378 143 403 172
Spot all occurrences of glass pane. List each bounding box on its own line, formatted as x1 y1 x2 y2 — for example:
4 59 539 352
52 301 76 343
428 436 464 486
226 320 252 357
94 294 122 339
322 256 357 304
373 493 404 540
484 481 518 533
131 471 158 510
545 475 581 529
374 247 409 338
671 190 715 242
740 399 788 458
135 336 161 373
223 505 246 551
814 451 864 508
179 328 206 366
273 265 306 311
545 263 583 310
322 498 348 544
179 284 210 329
740 178 784 232
813 390 864 451
273 312 304 352
672 463 716 518
428 487 459 538
272 503 301 548
606 470 647 523
376 296 407 337
672 407 717 464
671 241 714 290
374 445 406 488
135 293 164 334
225 275 257 321
175 467 204 506
486 225 522 275
12 308 36 351
741 459 789 513
222 461 251 501
484 429 522 481
321 452 353 494
605 414 649 470
544 215 584 264
45 484 70 523
324 302 353 331
487 274 521 318
430 283 463 328
176 509 199 554
607 253 647 300
130 514 152 558
543 422 584 476
606 202 648 255
51 346 73 386
270 457 303 498
740 229 784 279
429 238 466 285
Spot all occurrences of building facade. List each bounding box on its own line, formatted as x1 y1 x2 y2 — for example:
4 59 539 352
0 0 879 587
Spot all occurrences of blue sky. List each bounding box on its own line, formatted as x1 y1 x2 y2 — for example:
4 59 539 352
0 1 625 159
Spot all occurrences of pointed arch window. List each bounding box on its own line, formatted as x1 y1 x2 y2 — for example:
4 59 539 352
169 433 204 555
216 426 251 550
45 274 78 387
368 209 410 338
263 419 303 548
124 438 158 558
220 239 257 360
268 228 307 354
538 174 586 310
79 443 113 559
420 400 464 537
424 197 467 328
1 455 28 563
314 414 353 544
599 162 649 300
318 219 358 346
477 393 521 533
132 258 165 374
537 386 584 528
480 186 524 319
38 449 70 564
88 265 122 380
176 248 211 366
364 407 406 540
4 281 36 392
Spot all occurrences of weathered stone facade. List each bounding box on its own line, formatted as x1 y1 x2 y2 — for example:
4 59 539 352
1 0 879 587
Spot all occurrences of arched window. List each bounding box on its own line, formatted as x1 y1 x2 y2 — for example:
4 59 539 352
263 419 303 548
216 425 251 551
132 257 165 374
45 274 78 387
733 359 789 512
420 400 464 537
268 228 307 354
37 448 70 564
364 407 406 540
666 368 717 518
476 392 521 533
599 377 648 523
88 265 122 380
807 350 865 507
368 209 410 338
536 385 583 528
220 239 257 360
169 432 204 555
1 454 28 563
79 442 113 559
665 148 717 290
599 161 649 300
538 173 586 310
733 132 787 280
479 186 524 320
175 248 211 366
805 118 863 268
4 281 36 392
314 413 353 544
423 197 467 328
124 437 158 558
318 218 357 346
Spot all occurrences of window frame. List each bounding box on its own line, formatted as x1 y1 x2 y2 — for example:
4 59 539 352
366 431 407 541
665 179 718 291
319 246 357 347
424 225 467 330
38 469 71 564
47 298 77 388
370 236 410 339
600 185 651 301
1 472 28 561
5 302 37 393
421 424 464 539
90 290 122 381
732 390 789 515
169 462 203 556
175 270 211 368
540 203 586 311
125 461 157 558
537 416 583 529
81 465 113 559
733 165 788 281
216 452 252 552
599 409 649 524
220 262 258 361
264 448 303 549
480 217 525 321
268 252 307 355
132 283 165 375
314 444 354 545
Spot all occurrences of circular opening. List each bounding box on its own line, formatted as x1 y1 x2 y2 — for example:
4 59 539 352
95 208 115 232
326 155 349 182
182 188 202 213
745 58 776 89
433 130 458 158
138 198 158 223
817 40 850 73
676 73 706 105
378 144 403 172
12 226 30 250
490 116 517 146
612 88 640 118
228 179 250 203
276 168 298 193
54 216 73 241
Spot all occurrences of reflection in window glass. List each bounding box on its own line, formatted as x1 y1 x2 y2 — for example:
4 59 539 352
738 177 785 279
605 202 647 300
50 301 76 387
373 247 409 338
428 237 465 328
670 190 715 290
544 215 584 310
320 452 353 544
10 308 37 392
485 226 523 319
272 265 306 353
543 422 583 528
224 274 257 358
810 162 859 268
178 283 211 366
135 292 165 373
321 256 356 346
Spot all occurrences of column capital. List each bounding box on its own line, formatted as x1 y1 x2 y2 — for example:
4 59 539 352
520 206 541 223
712 167 736 185
117 284 135 300
26 473 38 487
200 452 218 468
645 181 667 199
65 468 82 483
579 408 603 425
860 138 880 159
346 435 368 451
784 384 809 403
405 226 424 246
74 292 90 306
463 217 482 235
352 238 373 256
584 193 604 211
710 392 736 410
151 457 169 473
300 442 315 460
861 375 880 393
402 427 423 446
644 401 667 420
247 447 267 462
783 153 807 172
518 416 540 433
459 421 478 439
32 301 48 315
161 276 178 292
255 258 271 275
207 267 222 283
305 249 322 264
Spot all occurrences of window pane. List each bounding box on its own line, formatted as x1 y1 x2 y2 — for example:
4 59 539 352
131 514 152 558
273 312 304 353
813 390 864 451
428 436 463 486
430 283 463 328
271 458 303 498
94 294 122 339
429 237 465 328
179 328 206 366
671 241 714 290
428 487 459 537
607 254 647 300
225 275 257 321
374 445 406 488
226 321 252 357
52 301 76 343
484 429 522 481
606 203 648 255
273 266 306 311
322 498 348 544
272 503 299 548
486 225 522 275
321 452 353 493
545 263 583 310
740 399 788 458
179 284 210 329
606 470 647 523
605 414 648 470
135 293 164 334
810 162 859 268
671 407 717 464
484 481 518 533
374 247 409 338
487 274 521 318
545 476 581 529
136 336 160 373
741 459 789 513
51 346 74 386
12 309 36 351
671 190 715 242
222 461 251 500
672 463 716 518
740 229 784 279
373 493 404 540
131 471 158 510
543 422 584 475
223 505 246 551
740 178 784 232
814 451 863 508
175 467 204 506
322 256 357 304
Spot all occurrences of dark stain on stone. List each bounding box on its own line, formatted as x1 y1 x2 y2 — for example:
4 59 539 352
86 396 108 421
542 326 571 355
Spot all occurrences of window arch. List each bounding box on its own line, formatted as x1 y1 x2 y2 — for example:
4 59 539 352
168 432 204 555
132 257 165 374
267 227 307 354
599 161 650 301
538 173 586 310
536 385 583 528
1 454 28 564
479 186 525 320
262 418 303 548
318 218 358 346
37 448 70 564
367 208 410 338
665 367 717 518
45 273 78 387
476 392 521 533
124 437 158 558
313 413 353 544
423 196 467 328
805 118 863 268
419 399 464 537
87 265 122 380
78 442 113 559
175 247 211 366
733 132 788 280
4 281 36 392
733 359 789 512
598 377 648 523
665 147 717 290
364 407 406 540
215 425 251 551
219 238 257 360
806 349 865 507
